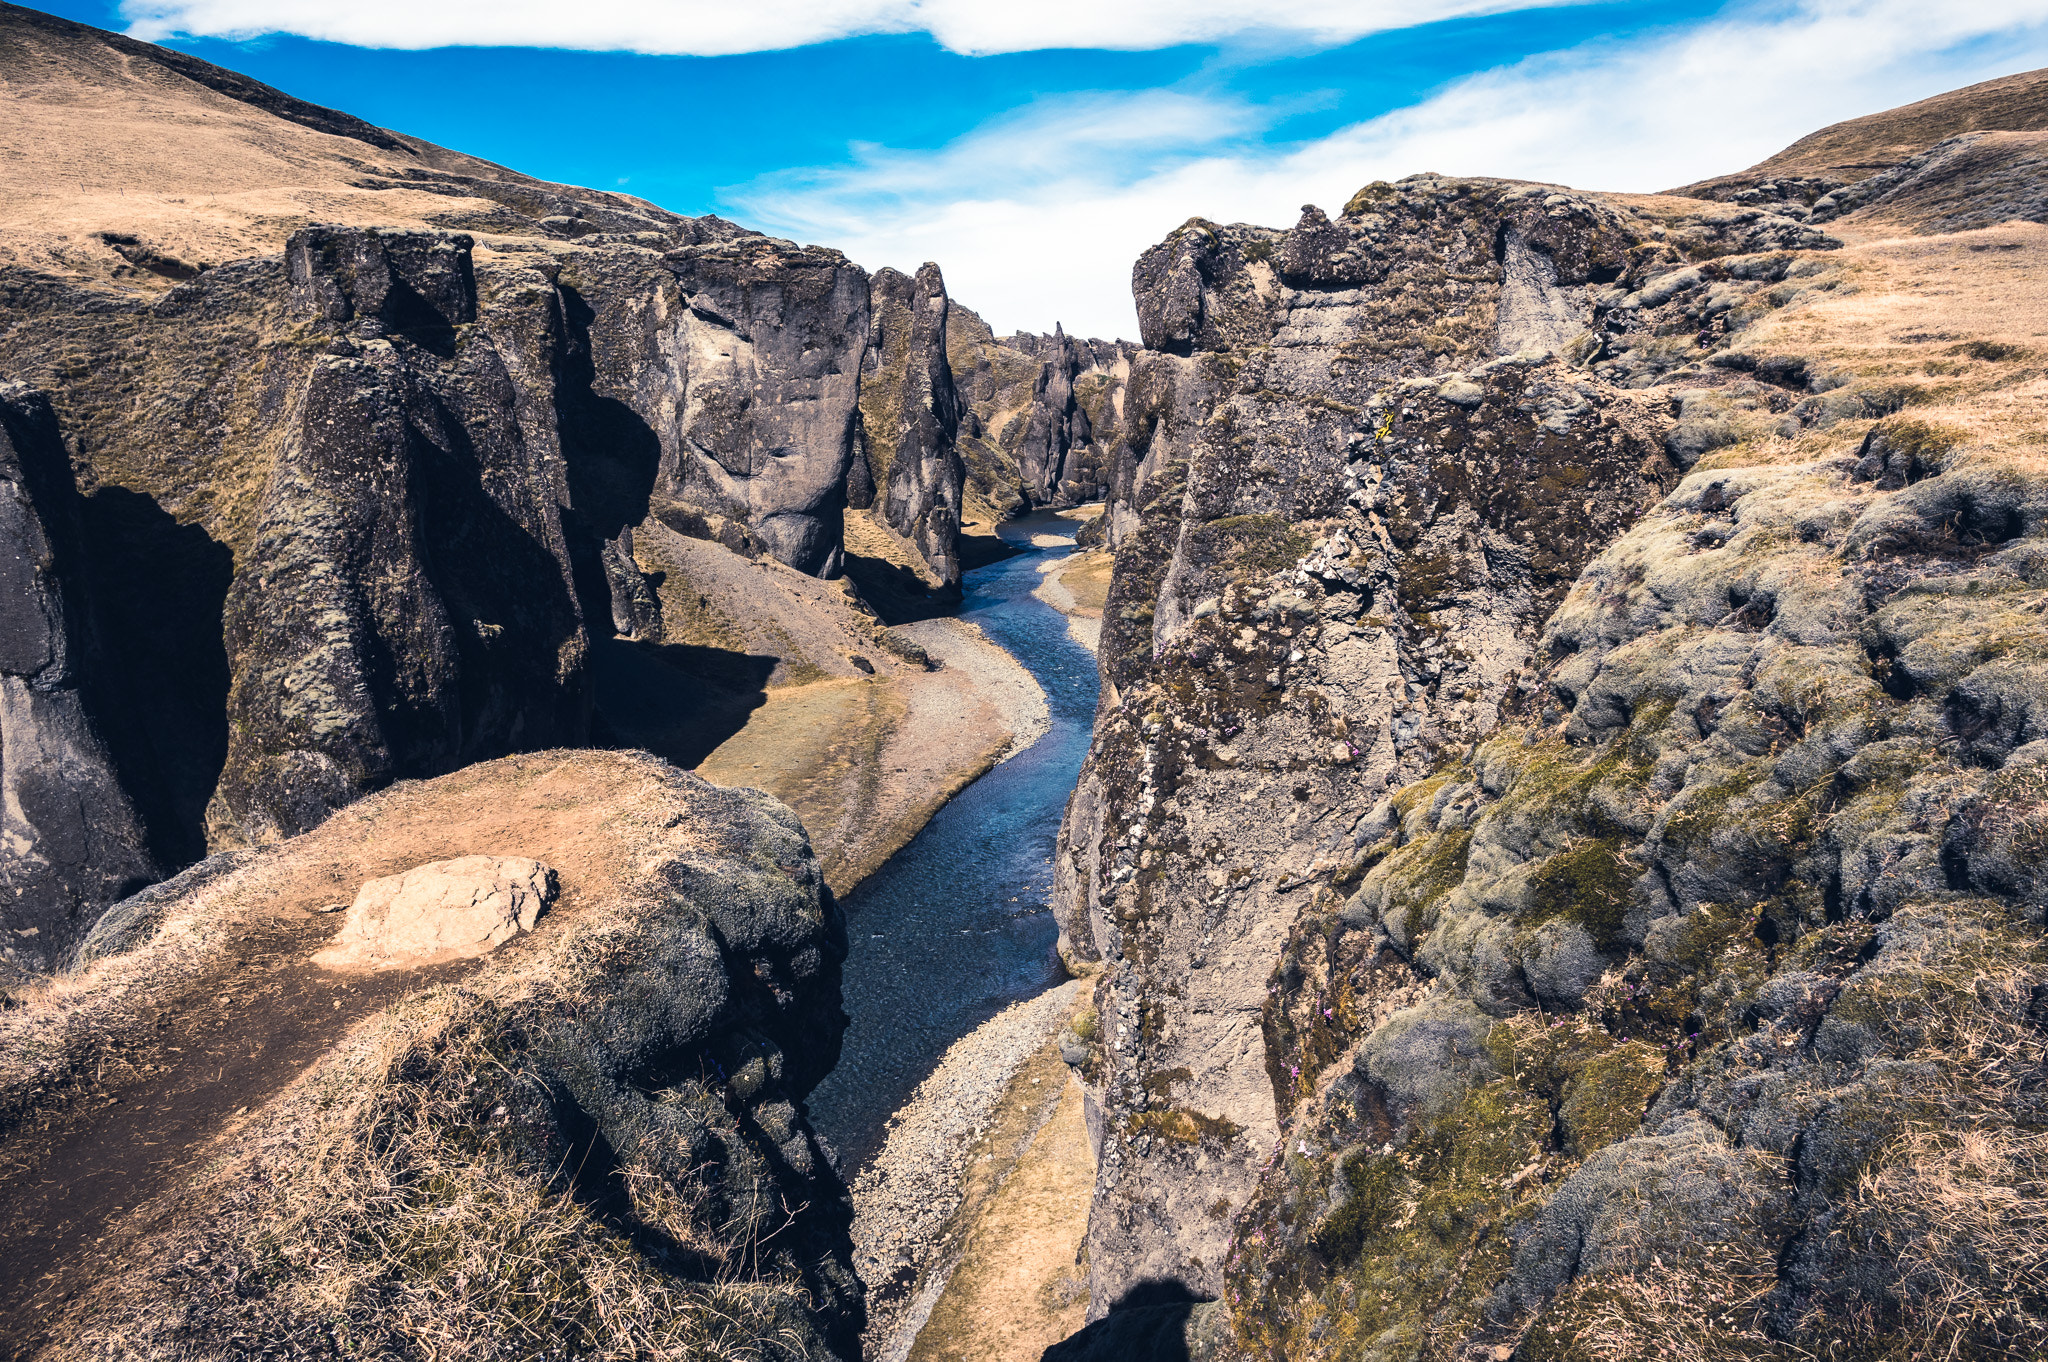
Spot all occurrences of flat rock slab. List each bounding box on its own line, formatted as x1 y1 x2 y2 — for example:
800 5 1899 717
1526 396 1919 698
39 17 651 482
315 855 557 970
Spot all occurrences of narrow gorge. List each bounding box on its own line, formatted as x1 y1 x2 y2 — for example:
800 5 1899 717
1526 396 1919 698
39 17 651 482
5 5 2048 1360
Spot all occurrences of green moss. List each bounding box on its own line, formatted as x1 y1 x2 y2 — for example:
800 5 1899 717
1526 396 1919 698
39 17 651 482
1314 1150 1401 1264
1528 836 1635 950
1389 772 1456 826
1660 767 1768 851
1379 829 1474 942
1559 1043 1665 1156
1132 1105 1244 1147
1486 716 1661 842
1187 514 1313 575
1232 1080 1552 1360
1144 1066 1193 1100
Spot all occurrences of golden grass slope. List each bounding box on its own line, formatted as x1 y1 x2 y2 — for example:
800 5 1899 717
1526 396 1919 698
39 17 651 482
0 2 684 290
1675 64 2048 193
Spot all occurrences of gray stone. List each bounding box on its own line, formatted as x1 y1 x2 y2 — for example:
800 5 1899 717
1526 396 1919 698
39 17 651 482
315 855 558 969
0 387 159 971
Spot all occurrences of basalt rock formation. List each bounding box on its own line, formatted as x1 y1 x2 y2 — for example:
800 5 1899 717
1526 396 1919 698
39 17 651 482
948 309 1137 514
858 263 967 588
1050 74 2048 1362
0 387 158 973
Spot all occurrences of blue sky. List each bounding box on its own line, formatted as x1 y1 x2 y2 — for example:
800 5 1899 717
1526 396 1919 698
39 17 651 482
33 1 2048 336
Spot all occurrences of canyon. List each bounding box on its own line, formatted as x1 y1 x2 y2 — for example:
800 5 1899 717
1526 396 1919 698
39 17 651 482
4 4 2048 1360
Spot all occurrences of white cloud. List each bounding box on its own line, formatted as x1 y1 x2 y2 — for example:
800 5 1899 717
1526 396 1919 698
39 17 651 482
736 0 2048 338
119 0 1573 56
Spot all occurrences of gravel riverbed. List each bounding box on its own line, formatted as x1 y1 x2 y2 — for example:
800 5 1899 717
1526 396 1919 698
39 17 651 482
848 979 1085 1359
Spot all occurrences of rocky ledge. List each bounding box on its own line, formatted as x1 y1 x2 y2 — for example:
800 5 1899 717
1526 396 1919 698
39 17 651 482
0 750 861 1360
1047 103 2048 1362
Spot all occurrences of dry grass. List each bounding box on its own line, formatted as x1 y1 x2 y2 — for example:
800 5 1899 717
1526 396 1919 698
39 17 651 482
1537 1242 1797 1362
57 997 823 1361
1849 1125 2048 1361
1688 222 2048 478
905 1070 1094 1362
6 751 855 1359
1824 960 2048 1361
0 10 644 291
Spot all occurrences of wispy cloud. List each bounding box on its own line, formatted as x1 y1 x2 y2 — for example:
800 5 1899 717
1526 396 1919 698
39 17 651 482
119 0 1576 57
736 0 2048 338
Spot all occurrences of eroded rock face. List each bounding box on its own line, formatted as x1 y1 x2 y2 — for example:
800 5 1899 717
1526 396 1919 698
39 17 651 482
0 387 158 972
0 214 887 915
1218 431 2048 1361
1057 159 2048 1359
858 264 966 586
1055 179 1687 1310
318 854 557 968
946 305 1136 512
559 235 871 580
207 226 592 847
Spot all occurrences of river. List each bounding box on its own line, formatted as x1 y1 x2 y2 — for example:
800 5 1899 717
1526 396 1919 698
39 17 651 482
806 511 1100 1173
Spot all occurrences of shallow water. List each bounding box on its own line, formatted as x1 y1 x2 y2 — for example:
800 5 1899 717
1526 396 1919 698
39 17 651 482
806 512 1100 1173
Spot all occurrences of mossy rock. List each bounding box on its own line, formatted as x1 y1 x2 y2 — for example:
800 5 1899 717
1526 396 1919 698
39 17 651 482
1528 836 1635 950
1559 1043 1665 1156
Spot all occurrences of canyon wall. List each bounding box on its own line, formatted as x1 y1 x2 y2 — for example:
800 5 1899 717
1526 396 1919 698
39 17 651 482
0 1 1150 964
0 3 1118 964
1051 87 2048 1359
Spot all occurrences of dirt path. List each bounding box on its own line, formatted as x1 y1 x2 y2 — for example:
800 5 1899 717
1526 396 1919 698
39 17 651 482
0 924 472 1357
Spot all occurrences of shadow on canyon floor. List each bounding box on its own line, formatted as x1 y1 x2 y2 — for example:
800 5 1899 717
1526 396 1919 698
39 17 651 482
589 637 776 771
1041 1281 1207 1362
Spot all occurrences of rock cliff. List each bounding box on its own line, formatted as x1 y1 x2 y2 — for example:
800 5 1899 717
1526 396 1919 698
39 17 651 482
1051 87 2048 1362
947 307 1137 515
0 387 158 973
857 263 967 588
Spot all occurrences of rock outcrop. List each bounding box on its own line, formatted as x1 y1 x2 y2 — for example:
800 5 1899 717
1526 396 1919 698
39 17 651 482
1052 179 1691 1310
858 263 966 587
563 235 874 579
207 225 594 847
947 306 1136 514
0 750 863 1360
0 387 158 973
1049 88 2048 1362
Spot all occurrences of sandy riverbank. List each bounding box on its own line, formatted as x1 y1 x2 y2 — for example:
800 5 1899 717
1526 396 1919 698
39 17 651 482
852 981 1094 1361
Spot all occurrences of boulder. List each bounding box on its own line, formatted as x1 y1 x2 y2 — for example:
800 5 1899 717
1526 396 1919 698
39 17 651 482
318 854 557 968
